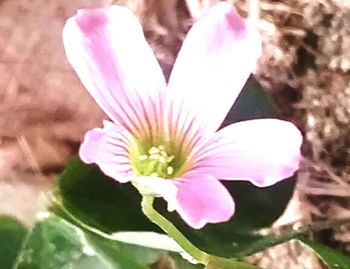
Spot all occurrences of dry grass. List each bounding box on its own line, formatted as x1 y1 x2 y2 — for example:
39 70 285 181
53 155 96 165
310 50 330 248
254 0 350 255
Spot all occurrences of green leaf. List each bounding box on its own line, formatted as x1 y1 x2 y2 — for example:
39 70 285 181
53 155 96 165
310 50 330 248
55 159 157 234
301 239 350 269
223 77 279 125
0 215 28 269
14 214 159 269
55 77 295 258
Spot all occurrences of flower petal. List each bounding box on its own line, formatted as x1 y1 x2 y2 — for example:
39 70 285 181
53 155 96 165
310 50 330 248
63 6 167 139
132 176 178 209
79 121 134 183
133 174 235 229
167 2 261 135
191 119 302 187
174 173 235 229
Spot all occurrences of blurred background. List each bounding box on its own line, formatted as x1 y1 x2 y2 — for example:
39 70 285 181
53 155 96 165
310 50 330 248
0 0 349 268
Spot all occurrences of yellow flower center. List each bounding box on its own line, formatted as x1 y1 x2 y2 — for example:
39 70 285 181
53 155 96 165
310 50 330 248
130 141 188 179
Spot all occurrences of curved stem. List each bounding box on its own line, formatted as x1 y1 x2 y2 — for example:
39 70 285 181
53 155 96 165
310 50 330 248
141 195 210 264
235 218 350 258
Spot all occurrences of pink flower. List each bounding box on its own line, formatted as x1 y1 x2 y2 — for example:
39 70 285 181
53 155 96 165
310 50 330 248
63 3 302 229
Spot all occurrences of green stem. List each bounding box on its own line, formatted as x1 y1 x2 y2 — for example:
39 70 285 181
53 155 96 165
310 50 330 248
235 218 350 258
206 257 262 269
141 195 210 264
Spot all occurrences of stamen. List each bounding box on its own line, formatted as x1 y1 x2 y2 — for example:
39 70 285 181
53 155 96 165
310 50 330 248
135 144 177 179
159 156 167 163
139 155 148 161
166 156 175 162
159 150 168 157
149 154 160 160
149 147 160 155
167 166 174 175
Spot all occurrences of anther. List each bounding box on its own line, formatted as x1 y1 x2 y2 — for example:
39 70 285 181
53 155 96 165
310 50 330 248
167 156 175 162
159 156 167 163
149 154 160 160
167 166 174 175
159 150 168 157
139 155 148 161
149 147 160 155
137 145 177 178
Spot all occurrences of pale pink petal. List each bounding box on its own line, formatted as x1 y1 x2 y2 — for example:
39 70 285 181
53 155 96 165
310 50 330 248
63 6 166 139
133 174 234 229
167 2 262 139
190 119 302 187
132 176 178 207
174 173 235 229
79 121 134 183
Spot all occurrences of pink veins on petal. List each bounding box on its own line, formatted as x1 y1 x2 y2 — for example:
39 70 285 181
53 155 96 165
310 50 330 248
63 2 303 229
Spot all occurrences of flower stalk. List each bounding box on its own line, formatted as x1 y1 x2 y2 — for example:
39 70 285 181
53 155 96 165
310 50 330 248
141 195 210 264
141 195 263 269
